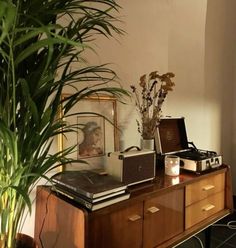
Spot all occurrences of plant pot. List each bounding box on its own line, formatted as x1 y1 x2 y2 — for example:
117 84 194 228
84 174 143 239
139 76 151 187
16 233 38 248
0 234 37 248
141 138 155 150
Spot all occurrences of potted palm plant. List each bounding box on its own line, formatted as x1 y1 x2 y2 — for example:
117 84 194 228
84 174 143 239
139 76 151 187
0 0 128 247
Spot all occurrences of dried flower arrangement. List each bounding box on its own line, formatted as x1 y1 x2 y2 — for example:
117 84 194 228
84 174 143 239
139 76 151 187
131 71 175 139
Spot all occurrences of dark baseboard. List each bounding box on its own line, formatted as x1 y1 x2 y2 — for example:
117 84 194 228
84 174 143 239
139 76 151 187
233 195 236 209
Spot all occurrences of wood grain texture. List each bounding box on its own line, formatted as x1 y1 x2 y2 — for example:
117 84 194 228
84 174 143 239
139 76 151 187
34 165 233 248
185 172 225 206
143 188 184 248
88 202 143 248
185 191 225 229
34 187 86 248
225 164 234 211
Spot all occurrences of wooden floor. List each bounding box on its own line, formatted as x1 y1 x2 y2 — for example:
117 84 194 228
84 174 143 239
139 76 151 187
176 211 236 248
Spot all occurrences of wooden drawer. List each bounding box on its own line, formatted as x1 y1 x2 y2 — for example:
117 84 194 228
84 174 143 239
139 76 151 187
185 191 225 229
185 172 225 206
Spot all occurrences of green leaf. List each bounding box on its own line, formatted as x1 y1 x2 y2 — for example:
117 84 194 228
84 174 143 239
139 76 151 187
19 78 39 124
0 1 128 244
14 25 61 47
1 208 9 234
0 1 16 44
10 186 32 213
15 37 87 66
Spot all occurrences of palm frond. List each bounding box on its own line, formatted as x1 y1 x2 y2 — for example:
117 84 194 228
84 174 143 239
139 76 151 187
0 1 128 247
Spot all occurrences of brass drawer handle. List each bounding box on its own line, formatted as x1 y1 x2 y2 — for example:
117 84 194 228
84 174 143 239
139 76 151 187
128 215 141 222
147 206 160 214
202 185 215 191
202 204 215 211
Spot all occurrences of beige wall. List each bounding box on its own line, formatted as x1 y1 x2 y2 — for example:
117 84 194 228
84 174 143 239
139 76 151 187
86 0 236 191
86 0 172 149
88 0 209 150
24 0 236 237
205 0 236 192
90 0 210 150
167 0 207 148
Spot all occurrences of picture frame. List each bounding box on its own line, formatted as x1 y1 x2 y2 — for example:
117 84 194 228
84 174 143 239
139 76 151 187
59 94 119 170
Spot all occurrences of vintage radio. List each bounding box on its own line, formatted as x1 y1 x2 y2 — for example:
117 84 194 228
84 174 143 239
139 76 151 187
155 117 222 173
106 147 156 186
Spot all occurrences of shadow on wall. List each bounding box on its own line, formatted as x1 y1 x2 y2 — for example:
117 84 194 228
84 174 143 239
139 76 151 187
205 0 236 191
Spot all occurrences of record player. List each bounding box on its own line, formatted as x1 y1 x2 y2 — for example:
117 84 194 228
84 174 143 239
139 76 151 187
155 117 222 173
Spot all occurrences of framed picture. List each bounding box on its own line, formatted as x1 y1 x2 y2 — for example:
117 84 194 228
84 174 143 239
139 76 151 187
77 115 105 158
59 94 119 170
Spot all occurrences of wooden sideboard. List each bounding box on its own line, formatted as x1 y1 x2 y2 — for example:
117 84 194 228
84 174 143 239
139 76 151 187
34 165 233 248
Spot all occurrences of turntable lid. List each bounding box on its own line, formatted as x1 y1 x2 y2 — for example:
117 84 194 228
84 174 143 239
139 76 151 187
155 117 189 154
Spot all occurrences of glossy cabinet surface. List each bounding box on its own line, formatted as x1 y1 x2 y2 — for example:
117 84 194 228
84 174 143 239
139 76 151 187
185 172 225 205
35 187 86 248
186 191 225 229
88 202 143 248
143 188 184 247
185 172 225 229
35 165 233 248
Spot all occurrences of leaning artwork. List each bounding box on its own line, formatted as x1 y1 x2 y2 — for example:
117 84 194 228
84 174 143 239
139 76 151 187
59 94 118 170
77 116 105 158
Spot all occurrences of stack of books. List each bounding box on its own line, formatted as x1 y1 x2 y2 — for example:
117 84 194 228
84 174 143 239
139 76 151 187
51 170 130 211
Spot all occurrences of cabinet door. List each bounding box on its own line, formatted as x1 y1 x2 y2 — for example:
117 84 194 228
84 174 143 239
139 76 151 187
88 202 143 248
35 187 86 248
143 188 184 248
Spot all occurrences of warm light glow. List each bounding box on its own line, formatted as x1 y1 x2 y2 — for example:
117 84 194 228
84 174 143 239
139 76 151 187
165 155 180 176
171 176 180 185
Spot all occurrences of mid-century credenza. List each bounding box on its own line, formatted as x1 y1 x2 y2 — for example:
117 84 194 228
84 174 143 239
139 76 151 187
34 164 233 248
